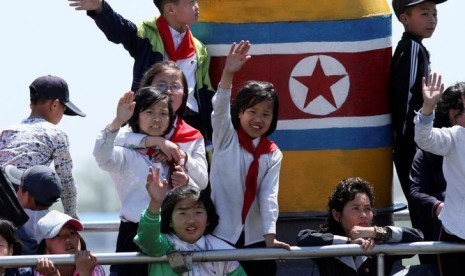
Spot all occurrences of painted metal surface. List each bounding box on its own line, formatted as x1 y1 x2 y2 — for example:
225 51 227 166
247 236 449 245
193 0 393 212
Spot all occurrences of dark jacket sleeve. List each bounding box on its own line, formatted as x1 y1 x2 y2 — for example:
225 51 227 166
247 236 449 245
297 229 337 246
409 148 446 219
390 39 414 136
87 0 140 58
400 226 424 243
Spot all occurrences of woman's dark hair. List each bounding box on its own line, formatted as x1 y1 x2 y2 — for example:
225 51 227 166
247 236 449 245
231 81 279 137
127 87 175 134
37 233 87 254
0 219 22 255
139 61 188 117
434 82 465 128
320 177 375 235
161 185 219 235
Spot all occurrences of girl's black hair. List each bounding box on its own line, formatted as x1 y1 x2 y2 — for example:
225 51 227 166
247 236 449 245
320 177 375 236
127 87 175 134
160 185 219 235
139 61 188 117
231 81 279 137
435 82 465 128
37 234 87 254
0 219 22 255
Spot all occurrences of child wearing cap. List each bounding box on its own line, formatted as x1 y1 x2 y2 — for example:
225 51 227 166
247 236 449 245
0 75 85 220
389 0 446 226
69 0 214 147
3 165 63 255
34 210 105 276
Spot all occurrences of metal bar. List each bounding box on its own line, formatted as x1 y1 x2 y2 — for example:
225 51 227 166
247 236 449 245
0 242 464 266
377 253 385 276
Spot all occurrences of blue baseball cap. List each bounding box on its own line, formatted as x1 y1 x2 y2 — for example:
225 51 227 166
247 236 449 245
29 75 86 117
4 165 62 207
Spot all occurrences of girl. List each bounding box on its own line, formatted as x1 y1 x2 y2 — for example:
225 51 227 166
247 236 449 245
115 61 210 165
34 210 104 276
209 41 290 276
93 86 207 276
0 219 33 276
297 177 423 276
414 74 465 275
134 166 246 276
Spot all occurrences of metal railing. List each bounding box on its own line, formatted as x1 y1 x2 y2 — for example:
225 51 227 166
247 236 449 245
0 210 436 276
0 242 462 276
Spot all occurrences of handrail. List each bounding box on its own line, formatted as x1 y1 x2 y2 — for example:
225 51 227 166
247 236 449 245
0 242 462 266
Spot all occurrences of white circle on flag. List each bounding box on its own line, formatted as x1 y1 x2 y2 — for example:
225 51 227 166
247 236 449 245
289 55 350 116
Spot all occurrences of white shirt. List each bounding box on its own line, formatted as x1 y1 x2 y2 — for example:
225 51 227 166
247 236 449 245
210 87 282 245
414 111 465 239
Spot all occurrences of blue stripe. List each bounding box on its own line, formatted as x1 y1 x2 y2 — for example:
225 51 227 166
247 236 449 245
192 15 391 44
270 125 392 151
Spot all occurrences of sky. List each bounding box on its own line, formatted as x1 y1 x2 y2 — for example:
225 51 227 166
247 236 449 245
1 0 463 178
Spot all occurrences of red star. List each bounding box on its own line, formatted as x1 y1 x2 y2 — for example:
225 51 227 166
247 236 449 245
293 58 346 108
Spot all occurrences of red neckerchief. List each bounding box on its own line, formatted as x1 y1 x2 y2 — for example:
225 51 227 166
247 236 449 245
156 16 196 62
146 118 202 156
237 127 278 224
146 118 202 186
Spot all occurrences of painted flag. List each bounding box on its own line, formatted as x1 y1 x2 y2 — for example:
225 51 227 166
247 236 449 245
193 0 393 212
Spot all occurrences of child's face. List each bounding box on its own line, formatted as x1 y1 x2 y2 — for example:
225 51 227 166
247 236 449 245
402 1 437 40
170 198 208 244
0 235 13 257
332 192 373 236
238 100 274 139
45 224 81 254
172 0 199 26
150 69 184 113
138 99 171 136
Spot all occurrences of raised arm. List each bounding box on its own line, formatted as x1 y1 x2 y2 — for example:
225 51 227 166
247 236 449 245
218 41 251 89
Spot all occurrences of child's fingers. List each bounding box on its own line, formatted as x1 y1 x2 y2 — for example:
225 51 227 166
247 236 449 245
229 42 236 55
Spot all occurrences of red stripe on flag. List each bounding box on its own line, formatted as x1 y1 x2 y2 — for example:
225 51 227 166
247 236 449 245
209 48 391 119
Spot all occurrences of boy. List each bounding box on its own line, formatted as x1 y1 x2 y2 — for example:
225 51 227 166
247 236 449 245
3 164 63 254
69 0 214 144
389 0 446 198
0 75 85 219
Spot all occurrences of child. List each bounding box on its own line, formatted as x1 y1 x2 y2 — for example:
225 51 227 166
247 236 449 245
134 166 246 276
389 0 447 198
3 165 62 255
0 219 34 276
115 61 209 167
414 73 465 275
0 75 85 219
69 0 214 143
209 41 290 276
297 177 424 276
407 82 465 269
93 87 207 276
34 210 105 276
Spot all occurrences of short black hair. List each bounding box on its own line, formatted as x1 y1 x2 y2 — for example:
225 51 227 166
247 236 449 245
128 86 175 134
231 81 279 137
153 0 180 14
435 81 465 128
0 219 22 255
321 177 375 235
161 185 219 235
